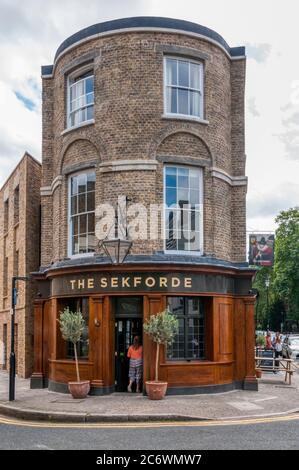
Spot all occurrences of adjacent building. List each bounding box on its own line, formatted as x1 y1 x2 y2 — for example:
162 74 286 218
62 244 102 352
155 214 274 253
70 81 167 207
0 153 41 378
11 17 257 395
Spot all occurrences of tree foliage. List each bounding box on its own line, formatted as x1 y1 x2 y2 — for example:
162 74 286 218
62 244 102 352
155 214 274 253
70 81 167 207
144 309 178 381
58 307 85 382
273 207 299 323
253 207 299 331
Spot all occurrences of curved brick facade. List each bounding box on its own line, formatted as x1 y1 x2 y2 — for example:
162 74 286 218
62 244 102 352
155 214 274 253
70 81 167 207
40 20 247 265
31 19 257 395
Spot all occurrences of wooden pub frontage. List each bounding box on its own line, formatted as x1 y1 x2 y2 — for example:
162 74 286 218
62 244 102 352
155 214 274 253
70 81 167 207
31 259 257 394
30 17 258 395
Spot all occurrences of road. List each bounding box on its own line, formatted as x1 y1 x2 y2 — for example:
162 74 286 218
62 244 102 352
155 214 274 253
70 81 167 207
0 414 299 450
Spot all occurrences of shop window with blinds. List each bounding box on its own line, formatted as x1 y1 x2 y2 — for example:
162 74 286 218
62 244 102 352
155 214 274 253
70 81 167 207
69 171 96 256
167 297 205 360
65 298 89 359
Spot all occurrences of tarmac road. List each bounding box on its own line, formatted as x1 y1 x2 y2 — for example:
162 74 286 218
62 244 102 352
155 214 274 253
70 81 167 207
1 414 299 450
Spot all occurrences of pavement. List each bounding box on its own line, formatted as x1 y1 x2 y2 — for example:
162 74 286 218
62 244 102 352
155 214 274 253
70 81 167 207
0 370 299 423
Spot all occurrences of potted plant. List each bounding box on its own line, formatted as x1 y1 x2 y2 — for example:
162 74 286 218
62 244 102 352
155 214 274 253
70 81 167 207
143 309 178 400
58 307 90 399
256 334 266 349
255 334 265 379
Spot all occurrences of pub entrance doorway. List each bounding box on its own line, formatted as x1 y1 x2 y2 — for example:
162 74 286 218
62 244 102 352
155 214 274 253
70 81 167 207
114 297 143 392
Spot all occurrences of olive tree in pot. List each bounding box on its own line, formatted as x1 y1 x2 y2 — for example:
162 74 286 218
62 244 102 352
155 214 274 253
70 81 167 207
143 309 178 400
58 307 90 399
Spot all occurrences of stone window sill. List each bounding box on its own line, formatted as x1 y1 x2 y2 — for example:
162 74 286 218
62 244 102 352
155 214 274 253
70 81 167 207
162 114 209 125
61 119 95 136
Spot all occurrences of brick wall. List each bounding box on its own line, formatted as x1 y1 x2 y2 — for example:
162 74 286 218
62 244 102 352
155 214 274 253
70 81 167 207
0 153 41 377
40 29 247 265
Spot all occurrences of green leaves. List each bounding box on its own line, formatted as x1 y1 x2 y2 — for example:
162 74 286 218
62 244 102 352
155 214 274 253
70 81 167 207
58 307 85 345
143 309 179 346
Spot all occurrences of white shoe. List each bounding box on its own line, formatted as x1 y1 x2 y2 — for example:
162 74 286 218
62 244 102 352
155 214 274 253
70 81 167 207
127 385 132 392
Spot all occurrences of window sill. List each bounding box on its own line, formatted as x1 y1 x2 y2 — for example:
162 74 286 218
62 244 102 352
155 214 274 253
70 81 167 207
163 250 204 257
61 119 95 136
67 252 96 260
162 114 209 125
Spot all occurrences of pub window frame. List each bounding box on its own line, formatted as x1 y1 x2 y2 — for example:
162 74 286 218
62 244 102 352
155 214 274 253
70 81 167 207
166 296 205 361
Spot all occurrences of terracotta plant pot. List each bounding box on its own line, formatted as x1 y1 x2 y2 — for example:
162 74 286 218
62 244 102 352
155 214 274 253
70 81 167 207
255 369 262 379
68 380 90 398
145 381 168 400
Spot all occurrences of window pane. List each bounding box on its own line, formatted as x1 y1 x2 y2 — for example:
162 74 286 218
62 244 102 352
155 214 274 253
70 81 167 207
166 87 177 114
190 189 200 205
190 90 200 117
86 105 94 120
190 169 199 189
166 58 177 85
178 168 189 188
87 172 96 191
166 232 177 250
178 61 189 87
166 167 177 187
88 213 95 233
79 214 87 234
178 188 189 206
87 191 95 212
87 234 96 252
72 235 79 255
85 76 94 94
178 88 188 115
167 315 184 360
71 195 77 215
190 63 200 89
72 216 78 236
78 193 86 214
77 174 86 193
168 297 184 315
189 231 200 251
166 187 177 207
79 234 87 253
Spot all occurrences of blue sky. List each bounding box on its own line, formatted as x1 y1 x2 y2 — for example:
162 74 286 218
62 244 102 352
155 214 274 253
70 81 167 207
0 0 298 232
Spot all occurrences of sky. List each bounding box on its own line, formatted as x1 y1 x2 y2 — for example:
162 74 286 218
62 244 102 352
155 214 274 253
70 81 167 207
0 0 298 233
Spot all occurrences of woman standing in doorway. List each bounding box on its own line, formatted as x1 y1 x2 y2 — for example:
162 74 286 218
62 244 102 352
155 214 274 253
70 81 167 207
127 336 143 393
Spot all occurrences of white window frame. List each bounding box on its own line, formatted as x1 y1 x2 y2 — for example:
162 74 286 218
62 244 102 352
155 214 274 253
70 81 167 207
163 165 204 255
67 65 94 129
163 56 204 120
68 170 96 258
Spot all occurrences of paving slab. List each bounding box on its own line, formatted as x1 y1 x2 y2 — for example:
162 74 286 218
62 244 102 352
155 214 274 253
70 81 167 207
0 370 299 422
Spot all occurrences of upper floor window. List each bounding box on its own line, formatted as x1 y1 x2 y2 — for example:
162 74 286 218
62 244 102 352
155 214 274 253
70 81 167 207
68 70 94 128
69 171 95 256
164 166 203 253
164 57 203 119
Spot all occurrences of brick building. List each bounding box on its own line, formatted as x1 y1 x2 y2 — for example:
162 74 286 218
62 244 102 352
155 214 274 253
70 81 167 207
30 17 257 394
0 152 41 378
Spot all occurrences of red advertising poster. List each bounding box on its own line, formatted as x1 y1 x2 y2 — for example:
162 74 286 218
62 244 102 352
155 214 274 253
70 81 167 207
249 234 275 266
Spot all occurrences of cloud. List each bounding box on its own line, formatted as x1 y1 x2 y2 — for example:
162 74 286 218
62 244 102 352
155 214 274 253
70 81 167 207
277 81 299 161
247 183 299 219
246 43 272 63
247 97 260 117
0 0 147 187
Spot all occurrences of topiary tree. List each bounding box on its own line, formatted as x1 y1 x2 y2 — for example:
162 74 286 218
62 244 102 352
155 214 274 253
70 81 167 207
58 307 85 382
143 309 179 382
